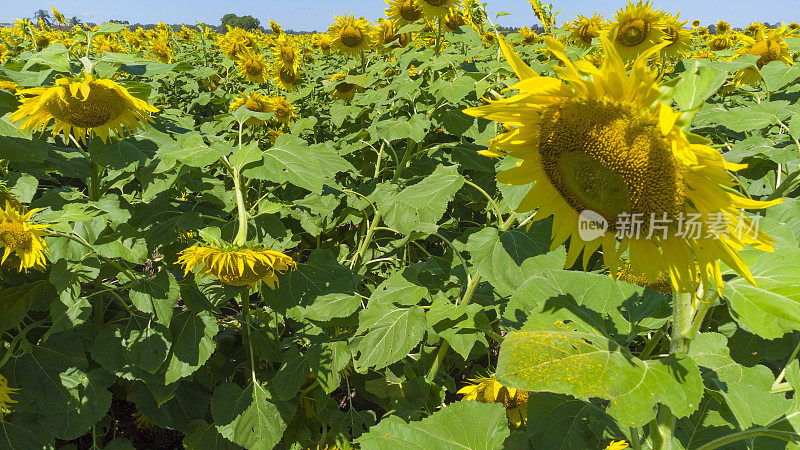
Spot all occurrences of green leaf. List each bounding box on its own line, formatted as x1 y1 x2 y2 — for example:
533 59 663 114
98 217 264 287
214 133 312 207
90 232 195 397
375 165 464 236
526 393 628 449
244 135 353 193
127 270 179 326
22 44 70 72
183 420 242 449
356 401 509 449
229 141 262 173
496 326 704 426
164 311 218 384
711 101 793 132
353 304 426 371
211 382 294 449
674 60 727 111
131 380 210 431
0 281 49 330
761 62 800 92
370 271 428 307
725 245 800 339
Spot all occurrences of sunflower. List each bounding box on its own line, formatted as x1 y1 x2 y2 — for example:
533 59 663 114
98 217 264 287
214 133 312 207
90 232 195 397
738 24 793 69
236 51 269 84
606 441 630 450
518 26 539 44
326 73 361 101
443 9 467 31
148 39 173 63
0 375 19 416
716 20 731 34
386 0 422 27
691 20 700 29
413 0 458 20
0 80 18 92
457 374 529 427
177 243 296 288
272 62 302 91
604 0 665 62
51 6 67 27
11 72 158 143
614 261 671 295
229 91 273 126
689 49 717 60
708 34 732 51
744 22 765 38
269 19 283 35
316 34 333 55
272 35 301 72
266 95 296 125
661 13 693 59
463 35 780 293
0 202 49 272
373 19 405 51
570 13 603 48
328 14 373 56
218 28 259 59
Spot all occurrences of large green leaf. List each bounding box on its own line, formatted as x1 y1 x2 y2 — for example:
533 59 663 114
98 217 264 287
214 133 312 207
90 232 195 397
496 326 704 426
374 165 464 236
164 311 218 384
525 393 628 449
674 60 727 111
211 382 295 449
353 304 426 371
356 401 509 449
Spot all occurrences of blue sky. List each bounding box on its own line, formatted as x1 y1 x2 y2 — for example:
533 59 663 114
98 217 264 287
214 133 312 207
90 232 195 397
3 1 797 31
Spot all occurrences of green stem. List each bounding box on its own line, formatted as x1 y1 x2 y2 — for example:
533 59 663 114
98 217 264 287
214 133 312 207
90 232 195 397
240 289 257 383
629 427 642 450
768 167 800 201
639 329 665 360
232 166 248 246
772 336 800 390
686 291 718 338
434 18 443 56
463 179 503 225
696 428 797 450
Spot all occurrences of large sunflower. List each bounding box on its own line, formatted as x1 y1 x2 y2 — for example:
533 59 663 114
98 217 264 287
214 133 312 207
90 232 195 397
328 14 373 57
177 244 296 288
604 0 665 62
229 91 273 126
463 36 780 293
10 72 158 143
661 13 693 59
738 24 793 68
413 0 458 20
272 35 301 72
266 95 297 125
457 374 529 427
0 201 49 272
236 51 269 84
386 0 422 27
570 13 603 48
271 61 302 91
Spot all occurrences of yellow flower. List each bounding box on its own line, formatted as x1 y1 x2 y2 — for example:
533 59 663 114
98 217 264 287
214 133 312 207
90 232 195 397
177 244 296 288
738 24 793 69
11 72 158 143
266 95 296 125
272 62 302 91
386 0 422 27
149 39 173 63
605 441 630 450
457 375 528 427
218 28 259 59
716 20 731 34
443 9 467 31
570 13 603 48
0 375 19 416
661 13 693 59
229 91 273 126
463 35 780 293
413 0 458 19
708 34 732 51
51 6 67 27
328 14 373 57
269 19 283 35
0 80 19 92
692 19 700 29
0 202 49 272
316 34 333 55
272 35 300 72
518 26 539 44
373 19 406 51
604 0 666 62
236 51 269 84
326 73 361 101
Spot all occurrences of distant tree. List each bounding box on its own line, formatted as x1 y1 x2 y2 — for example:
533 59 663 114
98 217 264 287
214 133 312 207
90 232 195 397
109 19 130 24
220 14 260 31
33 9 52 26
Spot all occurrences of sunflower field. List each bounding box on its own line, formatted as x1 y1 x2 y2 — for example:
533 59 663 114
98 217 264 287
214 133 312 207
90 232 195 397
5 0 800 448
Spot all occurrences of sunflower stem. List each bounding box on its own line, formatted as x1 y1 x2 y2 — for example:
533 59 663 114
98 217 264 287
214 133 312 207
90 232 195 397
240 289 257 383
435 18 443 56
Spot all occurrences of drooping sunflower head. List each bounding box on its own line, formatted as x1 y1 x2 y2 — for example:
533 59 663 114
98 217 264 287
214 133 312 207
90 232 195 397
518 26 539 44
271 61 302 91
708 34 732 51
463 34 781 293
716 20 731 34
604 0 666 62
788 22 800 35
444 9 467 31
386 0 422 27
10 72 159 143
328 14 373 56
316 34 333 55
272 35 300 72
149 39 173 63
739 25 793 68
269 19 283 35
266 95 296 125
177 243 296 288
660 13 693 59
413 0 458 20
229 91 273 126
0 201 49 273
457 374 529 427
372 19 407 51
0 374 19 416
326 73 362 101
236 51 269 84
570 13 603 48
744 22 766 38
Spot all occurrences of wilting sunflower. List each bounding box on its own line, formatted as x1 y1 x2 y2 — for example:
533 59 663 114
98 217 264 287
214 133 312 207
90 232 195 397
518 26 539 44
328 14 373 56
413 0 458 20
458 374 529 427
0 375 19 416
51 6 67 27
708 34 732 51
266 95 296 125
744 22 765 38
272 35 301 72
386 0 422 27
570 13 603 48
0 201 49 272
148 39 173 63
604 0 665 62
661 13 693 59
463 36 780 293
716 20 731 34
739 24 793 68
11 72 158 143
236 51 269 84
272 62 302 91
177 243 296 288
229 91 273 126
